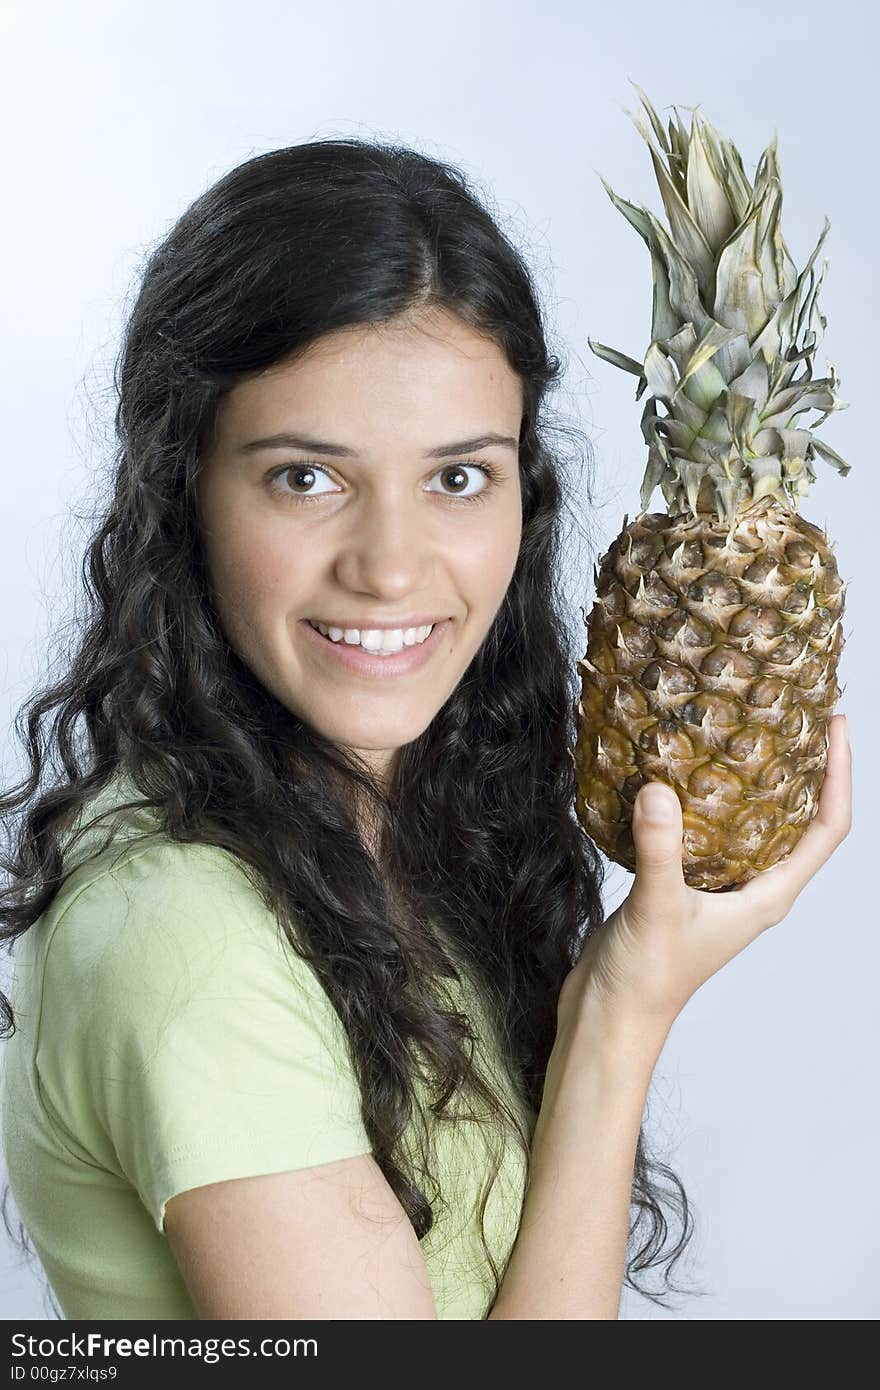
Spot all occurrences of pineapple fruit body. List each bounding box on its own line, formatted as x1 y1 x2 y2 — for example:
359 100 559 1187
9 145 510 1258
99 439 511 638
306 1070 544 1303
574 497 845 890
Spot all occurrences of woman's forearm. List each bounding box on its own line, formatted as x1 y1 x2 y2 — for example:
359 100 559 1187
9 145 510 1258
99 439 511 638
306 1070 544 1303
487 1002 670 1319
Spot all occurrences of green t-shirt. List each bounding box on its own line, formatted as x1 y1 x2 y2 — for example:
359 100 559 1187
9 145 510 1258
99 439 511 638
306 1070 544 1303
1 774 534 1320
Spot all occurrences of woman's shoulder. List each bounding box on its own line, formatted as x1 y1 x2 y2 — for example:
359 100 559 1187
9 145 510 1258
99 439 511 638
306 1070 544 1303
40 812 346 1077
44 774 289 994
54 770 259 897
24 779 372 1214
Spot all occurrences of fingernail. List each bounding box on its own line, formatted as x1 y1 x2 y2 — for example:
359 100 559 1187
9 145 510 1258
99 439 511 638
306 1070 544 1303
640 787 675 823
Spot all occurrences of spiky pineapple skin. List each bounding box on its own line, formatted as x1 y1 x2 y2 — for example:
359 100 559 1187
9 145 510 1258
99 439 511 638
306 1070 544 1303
574 496 846 891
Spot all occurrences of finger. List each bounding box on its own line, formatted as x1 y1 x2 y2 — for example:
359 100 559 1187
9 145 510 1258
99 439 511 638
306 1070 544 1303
626 781 686 915
725 713 852 921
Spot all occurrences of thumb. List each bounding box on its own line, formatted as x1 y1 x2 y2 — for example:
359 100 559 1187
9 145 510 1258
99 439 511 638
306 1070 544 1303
628 781 685 896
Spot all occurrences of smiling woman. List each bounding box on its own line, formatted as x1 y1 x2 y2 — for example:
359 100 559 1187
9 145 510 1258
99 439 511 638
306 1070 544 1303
0 135 693 1321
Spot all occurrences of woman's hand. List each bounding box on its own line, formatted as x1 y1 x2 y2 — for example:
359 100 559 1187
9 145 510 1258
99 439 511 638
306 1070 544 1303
559 714 853 1034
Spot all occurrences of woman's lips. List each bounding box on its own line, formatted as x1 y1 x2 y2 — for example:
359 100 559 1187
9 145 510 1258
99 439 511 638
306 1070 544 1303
299 617 451 679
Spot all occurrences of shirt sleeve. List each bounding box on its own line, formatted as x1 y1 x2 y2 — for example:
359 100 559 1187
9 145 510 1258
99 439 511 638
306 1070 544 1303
38 839 373 1233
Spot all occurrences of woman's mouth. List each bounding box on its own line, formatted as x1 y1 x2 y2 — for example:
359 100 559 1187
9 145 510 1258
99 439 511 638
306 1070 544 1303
299 617 452 679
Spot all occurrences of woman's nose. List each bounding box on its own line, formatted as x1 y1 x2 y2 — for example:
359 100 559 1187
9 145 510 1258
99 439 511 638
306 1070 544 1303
332 489 436 592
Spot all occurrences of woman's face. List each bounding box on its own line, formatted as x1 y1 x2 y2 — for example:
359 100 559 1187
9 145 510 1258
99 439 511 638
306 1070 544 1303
196 306 524 784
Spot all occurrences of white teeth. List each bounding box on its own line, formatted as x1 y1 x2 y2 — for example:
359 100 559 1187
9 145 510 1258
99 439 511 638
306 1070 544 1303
309 621 435 653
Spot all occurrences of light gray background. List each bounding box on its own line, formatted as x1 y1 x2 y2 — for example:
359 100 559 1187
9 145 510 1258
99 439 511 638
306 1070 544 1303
1 0 875 1321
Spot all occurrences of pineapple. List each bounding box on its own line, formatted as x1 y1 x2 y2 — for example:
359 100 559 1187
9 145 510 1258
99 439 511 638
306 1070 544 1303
574 87 850 891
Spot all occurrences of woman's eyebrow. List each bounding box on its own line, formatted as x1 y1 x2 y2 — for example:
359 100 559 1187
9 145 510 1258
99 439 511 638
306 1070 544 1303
235 431 519 459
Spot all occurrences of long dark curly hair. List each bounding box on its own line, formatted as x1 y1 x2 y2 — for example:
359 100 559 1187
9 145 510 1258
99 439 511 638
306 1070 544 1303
0 135 699 1318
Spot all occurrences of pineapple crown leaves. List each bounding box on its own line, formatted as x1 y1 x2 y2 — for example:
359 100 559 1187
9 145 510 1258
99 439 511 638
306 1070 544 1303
588 82 851 528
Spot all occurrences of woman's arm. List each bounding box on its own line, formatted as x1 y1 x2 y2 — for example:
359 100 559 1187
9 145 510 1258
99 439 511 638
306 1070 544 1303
490 715 851 1320
165 1152 439 1319
487 1004 666 1319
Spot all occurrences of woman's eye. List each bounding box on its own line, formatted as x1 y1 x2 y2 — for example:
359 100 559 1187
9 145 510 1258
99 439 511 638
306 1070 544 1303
426 463 496 503
266 463 338 501
265 460 499 505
